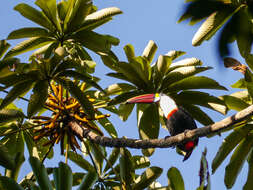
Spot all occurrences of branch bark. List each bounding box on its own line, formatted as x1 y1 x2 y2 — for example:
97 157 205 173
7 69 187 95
68 104 253 149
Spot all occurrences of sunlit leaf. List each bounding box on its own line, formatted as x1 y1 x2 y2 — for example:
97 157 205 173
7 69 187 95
132 167 163 190
57 78 95 118
27 80 48 118
212 124 253 174
5 37 53 58
164 76 227 93
53 162 73 190
29 157 53 190
103 148 120 173
0 176 24 190
14 3 53 30
142 40 157 63
0 80 34 109
192 5 244 46
167 167 185 190
67 151 95 172
225 133 253 188
35 0 61 32
77 171 97 190
120 148 134 188
8 27 50 39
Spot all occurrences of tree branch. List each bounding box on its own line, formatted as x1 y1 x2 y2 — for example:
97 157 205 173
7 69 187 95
68 104 253 149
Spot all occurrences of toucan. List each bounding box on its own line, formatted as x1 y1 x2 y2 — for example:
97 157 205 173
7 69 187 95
126 93 198 161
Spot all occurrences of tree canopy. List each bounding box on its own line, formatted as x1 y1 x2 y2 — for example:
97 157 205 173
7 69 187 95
0 0 253 189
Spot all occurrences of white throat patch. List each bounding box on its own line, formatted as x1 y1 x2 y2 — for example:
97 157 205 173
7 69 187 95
159 95 178 118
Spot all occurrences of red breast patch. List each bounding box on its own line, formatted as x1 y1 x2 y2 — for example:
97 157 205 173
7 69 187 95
185 141 195 150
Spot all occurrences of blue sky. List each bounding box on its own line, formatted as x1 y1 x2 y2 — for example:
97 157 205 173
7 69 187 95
0 1 248 189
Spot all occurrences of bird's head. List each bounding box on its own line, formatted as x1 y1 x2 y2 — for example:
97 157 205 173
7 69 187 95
126 93 178 118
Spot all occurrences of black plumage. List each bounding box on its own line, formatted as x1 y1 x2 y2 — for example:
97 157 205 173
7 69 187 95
166 107 199 161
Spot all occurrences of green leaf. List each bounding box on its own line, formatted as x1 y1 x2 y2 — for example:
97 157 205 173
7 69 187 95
72 172 85 186
0 80 34 109
236 9 253 57
8 27 50 39
32 42 59 59
0 176 24 190
142 40 157 63
116 61 147 88
0 71 37 88
137 104 160 157
212 124 253 174
53 162 73 190
89 143 104 175
169 57 203 70
118 103 135 121
0 58 20 73
35 0 62 32
57 70 103 92
57 78 95 118
164 76 227 93
24 130 53 161
137 104 160 140
229 90 250 103
132 155 150 169
161 66 212 89
104 83 136 96
246 81 253 99
156 55 172 77
120 148 134 188
29 157 53 190
0 109 25 124
107 72 129 81
243 149 253 190
100 50 119 71
74 30 119 54
0 128 25 180
0 40 10 59
96 110 118 138
130 56 152 84
14 3 53 30
0 144 15 170
81 7 122 31
192 5 244 46
225 133 253 189
124 44 135 62
132 167 163 190
67 151 95 172
57 1 69 21
5 37 53 58
176 91 225 113
27 80 48 118
182 104 214 126
231 78 247 89
166 50 186 61
167 167 185 190
103 148 120 173
222 95 250 111
64 0 92 33
77 171 97 190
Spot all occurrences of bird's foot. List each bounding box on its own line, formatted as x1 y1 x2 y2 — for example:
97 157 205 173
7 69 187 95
165 135 170 139
183 129 190 137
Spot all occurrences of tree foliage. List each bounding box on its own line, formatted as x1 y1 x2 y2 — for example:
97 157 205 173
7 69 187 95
0 0 252 189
